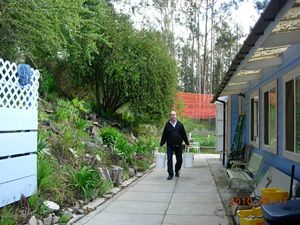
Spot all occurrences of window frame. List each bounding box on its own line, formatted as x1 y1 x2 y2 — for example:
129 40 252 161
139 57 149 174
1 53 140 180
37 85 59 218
249 90 260 148
283 66 300 163
262 80 277 154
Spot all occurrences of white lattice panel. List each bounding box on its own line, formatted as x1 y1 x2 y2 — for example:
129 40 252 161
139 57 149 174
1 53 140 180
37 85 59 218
0 58 38 208
0 58 40 110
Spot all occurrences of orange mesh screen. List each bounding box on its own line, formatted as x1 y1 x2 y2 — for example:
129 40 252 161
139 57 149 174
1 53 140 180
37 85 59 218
175 92 216 119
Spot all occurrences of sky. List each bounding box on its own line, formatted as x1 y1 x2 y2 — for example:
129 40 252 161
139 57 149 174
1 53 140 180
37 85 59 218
231 0 260 34
113 0 261 45
114 0 260 37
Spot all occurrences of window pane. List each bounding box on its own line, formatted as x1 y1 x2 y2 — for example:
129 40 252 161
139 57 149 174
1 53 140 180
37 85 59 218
254 97 259 142
264 91 269 145
251 98 254 141
286 80 294 152
296 76 300 154
269 87 276 147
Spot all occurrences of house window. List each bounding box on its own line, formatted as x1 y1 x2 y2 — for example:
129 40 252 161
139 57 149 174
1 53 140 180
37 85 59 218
283 67 300 163
262 80 277 153
250 91 259 147
285 76 300 154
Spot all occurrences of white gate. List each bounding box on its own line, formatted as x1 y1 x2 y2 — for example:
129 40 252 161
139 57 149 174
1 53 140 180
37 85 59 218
0 58 39 208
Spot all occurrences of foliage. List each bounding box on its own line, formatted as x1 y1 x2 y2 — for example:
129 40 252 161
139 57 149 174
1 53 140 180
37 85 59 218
193 134 216 147
134 136 157 155
0 206 17 225
100 126 122 146
175 94 186 118
66 164 102 201
59 213 71 223
83 9 179 123
37 157 57 191
37 130 51 157
28 193 51 218
0 0 107 64
72 98 88 113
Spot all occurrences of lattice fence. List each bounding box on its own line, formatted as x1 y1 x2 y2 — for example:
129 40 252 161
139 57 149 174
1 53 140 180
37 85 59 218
0 58 39 109
0 58 39 208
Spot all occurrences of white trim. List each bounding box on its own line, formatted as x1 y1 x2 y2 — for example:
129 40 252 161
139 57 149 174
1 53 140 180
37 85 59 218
282 65 300 163
262 80 277 154
227 96 231 156
249 90 260 148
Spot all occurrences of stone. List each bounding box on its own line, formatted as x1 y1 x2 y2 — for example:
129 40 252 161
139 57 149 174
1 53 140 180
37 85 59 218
95 155 101 162
91 125 98 135
67 208 73 213
52 216 60 224
67 214 85 225
43 214 52 225
37 219 43 225
43 200 60 211
109 166 123 186
28 216 37 225
86 198 105 209
78 200 85 205
129 168 135 176
76 209 85 214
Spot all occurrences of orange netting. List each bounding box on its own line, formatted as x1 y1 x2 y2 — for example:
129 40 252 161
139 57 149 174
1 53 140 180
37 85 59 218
175 92 216 119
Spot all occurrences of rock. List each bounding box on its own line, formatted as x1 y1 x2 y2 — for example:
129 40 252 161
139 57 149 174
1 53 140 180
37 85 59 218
43 200 60 211
95 155 101 162
43 214 52 225
110 187 121 194
28 216 37 225
69 148 79 159
37 219 43 225
45 109 54 114
67 214 85 225
130 133 137 141
52 215 60 224
91 125 98 135
109 166 123 186
98 168 112 183
129 168 135 176
86 198 105 209
76 209 85 214
78 200 85 205
67 208 73 213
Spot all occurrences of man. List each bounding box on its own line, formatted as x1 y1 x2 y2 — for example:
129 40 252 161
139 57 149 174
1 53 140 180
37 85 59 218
160 111 189 180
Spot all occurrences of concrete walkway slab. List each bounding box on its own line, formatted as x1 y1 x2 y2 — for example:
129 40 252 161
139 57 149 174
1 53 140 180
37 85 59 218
74 154 235 225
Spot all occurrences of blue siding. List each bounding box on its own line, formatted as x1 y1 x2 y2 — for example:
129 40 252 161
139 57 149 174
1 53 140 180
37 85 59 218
230 95 240 148
235 44 300 181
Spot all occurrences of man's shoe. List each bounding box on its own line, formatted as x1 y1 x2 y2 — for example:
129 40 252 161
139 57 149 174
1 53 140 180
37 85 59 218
175 173 179 177
167 175 173 180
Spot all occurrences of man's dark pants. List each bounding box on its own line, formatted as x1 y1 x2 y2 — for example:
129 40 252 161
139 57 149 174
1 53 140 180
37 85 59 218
167 144 182 177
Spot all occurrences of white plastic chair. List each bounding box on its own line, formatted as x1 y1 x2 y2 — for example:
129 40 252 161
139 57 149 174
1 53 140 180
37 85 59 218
186 142 200 153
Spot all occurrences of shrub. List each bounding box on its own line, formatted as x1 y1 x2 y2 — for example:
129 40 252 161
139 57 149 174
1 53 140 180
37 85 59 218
66 164 102 201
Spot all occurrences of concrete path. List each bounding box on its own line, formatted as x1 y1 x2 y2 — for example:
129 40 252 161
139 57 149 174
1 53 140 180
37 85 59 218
74 154 233 225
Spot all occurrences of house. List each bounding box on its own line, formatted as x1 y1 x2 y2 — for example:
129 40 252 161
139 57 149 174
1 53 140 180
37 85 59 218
211 0 300 182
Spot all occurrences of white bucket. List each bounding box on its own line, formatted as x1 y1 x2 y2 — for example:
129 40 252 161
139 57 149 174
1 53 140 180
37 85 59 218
155 153 166 168
184 153 194 168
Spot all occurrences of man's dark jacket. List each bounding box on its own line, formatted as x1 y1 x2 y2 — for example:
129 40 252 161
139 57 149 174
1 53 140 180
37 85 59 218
160 120 189 147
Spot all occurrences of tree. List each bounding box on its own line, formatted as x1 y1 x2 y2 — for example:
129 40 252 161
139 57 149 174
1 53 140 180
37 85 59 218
0 0 106 65
87 11 179 123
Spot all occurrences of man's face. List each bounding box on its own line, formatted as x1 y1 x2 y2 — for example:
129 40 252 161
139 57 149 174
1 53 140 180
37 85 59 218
170 111 176 122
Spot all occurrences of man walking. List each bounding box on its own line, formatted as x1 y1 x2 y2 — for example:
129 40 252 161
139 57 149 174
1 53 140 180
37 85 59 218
160 111 189 180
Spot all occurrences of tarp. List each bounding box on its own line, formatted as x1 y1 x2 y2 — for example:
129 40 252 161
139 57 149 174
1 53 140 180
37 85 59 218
175 92 216 119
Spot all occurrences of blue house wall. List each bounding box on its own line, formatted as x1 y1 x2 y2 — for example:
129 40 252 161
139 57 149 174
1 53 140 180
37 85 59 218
230 43 300 182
